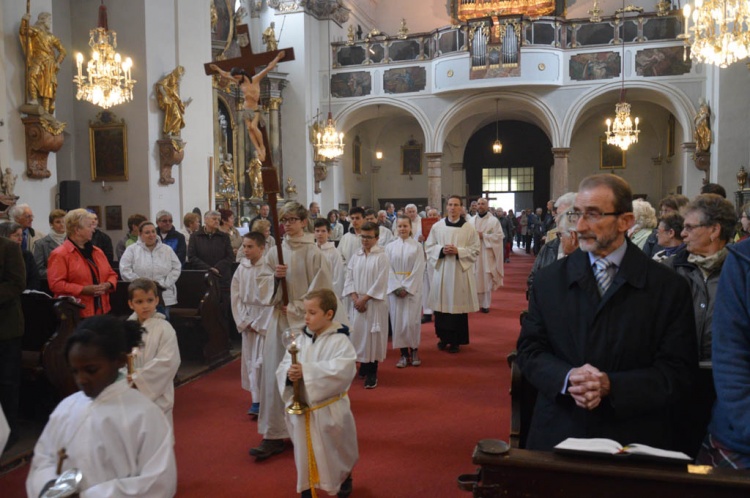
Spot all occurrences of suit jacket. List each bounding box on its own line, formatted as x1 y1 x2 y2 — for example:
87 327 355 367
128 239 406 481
0 238 26 341
517 239 698 451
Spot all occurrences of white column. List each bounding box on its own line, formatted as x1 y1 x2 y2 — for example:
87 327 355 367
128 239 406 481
426 153 443 210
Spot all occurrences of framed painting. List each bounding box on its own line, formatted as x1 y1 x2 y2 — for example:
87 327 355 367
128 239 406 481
600 137 626 170
89 111 128 181
401 139 423 175
353 135 362 174
105 205 123 231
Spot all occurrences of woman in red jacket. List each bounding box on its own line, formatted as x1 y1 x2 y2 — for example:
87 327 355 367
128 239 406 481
47 209 118 317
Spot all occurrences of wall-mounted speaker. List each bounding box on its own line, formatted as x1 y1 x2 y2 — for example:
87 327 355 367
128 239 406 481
59 180 80 211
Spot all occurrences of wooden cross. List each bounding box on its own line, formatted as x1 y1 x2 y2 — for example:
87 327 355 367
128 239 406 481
203 25 295 78
56 447 68 475
204 24 294 305
481 190 498 202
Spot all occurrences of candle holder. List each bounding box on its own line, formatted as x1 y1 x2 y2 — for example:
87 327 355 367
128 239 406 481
282 328 308 415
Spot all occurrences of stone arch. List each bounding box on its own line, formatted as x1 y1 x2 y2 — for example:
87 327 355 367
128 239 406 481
561 80 696 148
432 91 562 153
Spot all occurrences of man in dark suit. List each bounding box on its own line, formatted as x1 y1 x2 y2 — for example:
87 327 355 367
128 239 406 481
517 174 697 452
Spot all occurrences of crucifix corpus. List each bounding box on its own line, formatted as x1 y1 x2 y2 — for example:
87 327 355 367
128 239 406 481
204 25 295 304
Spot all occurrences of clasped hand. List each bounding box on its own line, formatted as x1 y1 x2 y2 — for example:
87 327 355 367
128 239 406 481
567 363 610 411
82 283 110 296
351 293 368 313
443 244 458 255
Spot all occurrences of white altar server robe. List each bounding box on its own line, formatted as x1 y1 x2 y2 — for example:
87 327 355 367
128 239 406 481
27 379 176 498
319 241 346 298
425 219 481 314
470 214 505 292
232 257 275 397
276 323 358 494
127 312 181 425
337 232 360 264
377 226 394 247
343 246 390 363
386 237 425 349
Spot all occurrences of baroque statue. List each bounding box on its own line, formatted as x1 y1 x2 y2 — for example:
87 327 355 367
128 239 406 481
19 12 66 115
262 22 278 51
210 50 286 163
694 98 712 153
155 66 192 138
1 168 18 198
247 157 264 200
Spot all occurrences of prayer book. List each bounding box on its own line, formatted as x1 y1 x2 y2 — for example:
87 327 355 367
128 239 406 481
554 438 691 464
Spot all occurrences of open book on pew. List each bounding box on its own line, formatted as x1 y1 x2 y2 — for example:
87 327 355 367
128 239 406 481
554 438 692 464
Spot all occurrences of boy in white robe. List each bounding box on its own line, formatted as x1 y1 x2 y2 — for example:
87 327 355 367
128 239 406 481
251 202 346 462
470 198 504 313
337 207 365 264
343 222 390 389
27 315 176 498
425 196 480 353
231 232 274 417
126 278 181 425
277 289 357 498
387 216 426 368
314 218 346 298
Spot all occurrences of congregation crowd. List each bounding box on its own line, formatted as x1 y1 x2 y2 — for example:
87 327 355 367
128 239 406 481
3 174 750 496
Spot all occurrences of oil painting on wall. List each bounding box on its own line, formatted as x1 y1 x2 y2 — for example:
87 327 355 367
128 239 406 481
570 52 620 81
331 71 372 98
384 67 427 94
635 47 692 77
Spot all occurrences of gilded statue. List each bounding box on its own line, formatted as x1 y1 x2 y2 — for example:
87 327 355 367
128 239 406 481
155 66 191 138
347 25 355 45
19 12 66 114
210 0 218 32
694 98 712 153
247 157 264 200
219 153 237 195
262 22 278 52
209 50 286 163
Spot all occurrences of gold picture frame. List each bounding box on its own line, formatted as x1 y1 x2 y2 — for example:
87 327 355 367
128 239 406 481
89 111 128 181
401 138 423 175
599 137 626 170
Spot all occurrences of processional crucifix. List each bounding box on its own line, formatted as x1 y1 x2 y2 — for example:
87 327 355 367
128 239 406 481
204 25 295 304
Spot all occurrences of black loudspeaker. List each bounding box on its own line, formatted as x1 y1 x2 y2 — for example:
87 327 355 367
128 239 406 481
59 180 81 211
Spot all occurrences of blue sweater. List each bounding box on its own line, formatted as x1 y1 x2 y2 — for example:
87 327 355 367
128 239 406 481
708 239 750 455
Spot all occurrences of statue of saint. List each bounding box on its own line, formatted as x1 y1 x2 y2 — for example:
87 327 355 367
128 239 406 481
209 50 286 163
262 22 278 52
219 153 236 195
1 168 18 198
694 98 712 153
247 157 264 200
19 12 66 115
155 66 191 138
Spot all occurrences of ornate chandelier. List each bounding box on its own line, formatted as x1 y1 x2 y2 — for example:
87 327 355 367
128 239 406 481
315 19 344 160
74 2 135 109
681 0 750 68
604 6 640 151
492 99 503 154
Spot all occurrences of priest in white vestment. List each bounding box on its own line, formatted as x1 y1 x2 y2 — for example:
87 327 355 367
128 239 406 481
425 196 480 353
343 222 390 389
252 203 346 462
470 198 504 313
337 207 365 264
387 216 426 367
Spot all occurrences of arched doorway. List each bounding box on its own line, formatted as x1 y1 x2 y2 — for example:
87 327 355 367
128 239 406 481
464 120 553 213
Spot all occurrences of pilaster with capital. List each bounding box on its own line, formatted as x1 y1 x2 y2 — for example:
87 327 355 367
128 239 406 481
426 153 443 210
550 148 570 199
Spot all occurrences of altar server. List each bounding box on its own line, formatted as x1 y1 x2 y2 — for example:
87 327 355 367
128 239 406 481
314 218 346 298
387 215 426 368
343 222 390 389
27 315 176 498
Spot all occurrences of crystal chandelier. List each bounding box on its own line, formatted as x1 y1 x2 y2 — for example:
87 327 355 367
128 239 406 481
315 19 344 160
604 7 640 151
681 0 750 68
74 2 135 109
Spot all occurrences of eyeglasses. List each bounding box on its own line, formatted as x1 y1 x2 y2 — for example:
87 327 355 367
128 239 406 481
281 217 300 224
359 235 377 240
566 211 623 223
682 223 710 233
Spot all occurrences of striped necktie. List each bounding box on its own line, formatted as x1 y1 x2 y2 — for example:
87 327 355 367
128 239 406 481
593 259 613 296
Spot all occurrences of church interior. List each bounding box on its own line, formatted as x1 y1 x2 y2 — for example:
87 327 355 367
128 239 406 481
2 0 750 495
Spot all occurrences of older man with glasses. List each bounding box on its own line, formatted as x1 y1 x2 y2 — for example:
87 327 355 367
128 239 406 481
517 174 697 454
155 210 187 265
8 203 44 254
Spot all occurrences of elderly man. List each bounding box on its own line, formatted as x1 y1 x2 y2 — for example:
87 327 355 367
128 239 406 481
400 203 423 242
306 202 320 233
425 196 480 353
8 204 45 254
470 198 504 313
186 210 233 280
156 210 187 264
517 174 697 451
249 203 274 237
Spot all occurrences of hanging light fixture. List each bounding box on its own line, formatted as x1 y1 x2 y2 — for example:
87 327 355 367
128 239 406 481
680 0 750 68
492 99 503 154
74 1 135 109
315 19 344 160
375 104 383 159
605 7 640 151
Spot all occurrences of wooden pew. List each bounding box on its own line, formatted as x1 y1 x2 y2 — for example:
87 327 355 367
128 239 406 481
458 444 750 497
169 270 231 366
